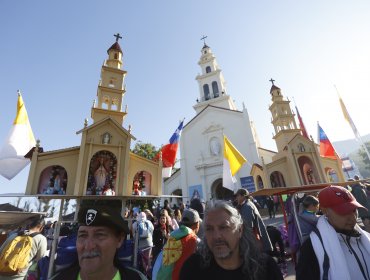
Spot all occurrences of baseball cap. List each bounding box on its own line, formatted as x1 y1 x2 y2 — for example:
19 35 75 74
235 188 249 197
318 185 366 215
181 208 201 226
78 205 129 234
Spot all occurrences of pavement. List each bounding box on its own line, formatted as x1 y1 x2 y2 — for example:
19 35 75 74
262 213 296 280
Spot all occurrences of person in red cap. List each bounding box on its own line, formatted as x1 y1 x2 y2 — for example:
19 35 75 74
296 185 370 280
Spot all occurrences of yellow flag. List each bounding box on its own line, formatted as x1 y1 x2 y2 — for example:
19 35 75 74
223 135 247 176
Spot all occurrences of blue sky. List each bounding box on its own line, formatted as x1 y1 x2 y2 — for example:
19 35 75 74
1 1 370 195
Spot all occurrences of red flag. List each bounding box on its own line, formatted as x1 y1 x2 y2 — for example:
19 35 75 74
318 124 336 159
295 106 309 139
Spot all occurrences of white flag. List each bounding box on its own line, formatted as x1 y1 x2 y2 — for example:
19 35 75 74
0 93 36 180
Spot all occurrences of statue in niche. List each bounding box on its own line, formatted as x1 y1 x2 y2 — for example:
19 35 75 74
298 143 305 152
94 157 108 192
210 137 221 156
102 133 111 144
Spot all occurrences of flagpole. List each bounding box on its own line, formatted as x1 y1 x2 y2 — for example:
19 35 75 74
334 86 370 161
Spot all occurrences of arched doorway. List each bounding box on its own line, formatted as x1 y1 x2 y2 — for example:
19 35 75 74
256 175 264 190
270 171 286 188
211 178 234 200
325 167 338 183
132 170 152 195
170 189 183 207
298 156 320 184
38 165 68 195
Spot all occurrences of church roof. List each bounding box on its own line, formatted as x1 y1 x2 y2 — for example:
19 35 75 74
202 44 210 49
184 105 242 129
76 116 136 140
107 42 123 54
251 163 263 170
258 147 277 154
40 146 80 155
270 84 280 93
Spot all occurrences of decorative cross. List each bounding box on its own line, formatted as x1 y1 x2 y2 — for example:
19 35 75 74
114 33 122 42
201 35 208 45
269 78 275 85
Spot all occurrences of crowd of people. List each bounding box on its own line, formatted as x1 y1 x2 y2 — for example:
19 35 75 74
0 179 369 280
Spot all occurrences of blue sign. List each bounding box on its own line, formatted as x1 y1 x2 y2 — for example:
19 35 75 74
240 176 255 193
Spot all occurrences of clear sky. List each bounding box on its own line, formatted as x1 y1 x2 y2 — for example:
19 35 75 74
1 0 370 195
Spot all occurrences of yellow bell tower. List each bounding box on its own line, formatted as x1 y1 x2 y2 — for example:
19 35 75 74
91 33 127 125
269 79 301 152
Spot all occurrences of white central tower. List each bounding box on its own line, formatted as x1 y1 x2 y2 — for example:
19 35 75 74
193 42 237 114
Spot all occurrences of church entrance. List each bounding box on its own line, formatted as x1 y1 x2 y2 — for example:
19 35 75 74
170 189 183 207
211 178 234 201
270 171 286 188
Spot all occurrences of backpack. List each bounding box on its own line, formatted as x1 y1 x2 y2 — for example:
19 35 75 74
0 232 39 275
137 221 149 239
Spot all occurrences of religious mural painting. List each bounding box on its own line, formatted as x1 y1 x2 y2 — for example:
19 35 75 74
189 184 203 200
86 150 117 195
38 165 67 195
132 170 151 195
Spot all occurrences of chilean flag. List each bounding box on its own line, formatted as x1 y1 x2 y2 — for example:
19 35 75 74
318 124 337 159
158 120 184 177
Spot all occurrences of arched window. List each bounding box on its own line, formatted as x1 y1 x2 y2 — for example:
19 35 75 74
114 53 118 59
133 170 152 195
212 81 219 97
203 84 210 100
38 165 68 195
206 66 211 73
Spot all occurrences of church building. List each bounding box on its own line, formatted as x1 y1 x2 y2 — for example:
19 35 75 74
165 43 345 203
164 43 262 202
25 35 162 197
250 82 345 190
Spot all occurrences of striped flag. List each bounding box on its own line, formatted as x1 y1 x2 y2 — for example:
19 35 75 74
0 92 36 180
223 135 247 191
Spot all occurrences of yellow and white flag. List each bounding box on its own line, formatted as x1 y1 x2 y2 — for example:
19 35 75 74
223 135 247 191
0 92 36 180
339 95 361 140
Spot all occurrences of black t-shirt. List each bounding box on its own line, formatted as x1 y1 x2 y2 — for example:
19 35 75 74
180 253 283 280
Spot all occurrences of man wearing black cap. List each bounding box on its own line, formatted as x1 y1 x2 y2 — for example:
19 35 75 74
51 205 145 280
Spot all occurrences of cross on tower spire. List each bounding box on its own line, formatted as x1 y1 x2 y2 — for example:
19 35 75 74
200 35 208 46
114 33 122 42
269 78 275 86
